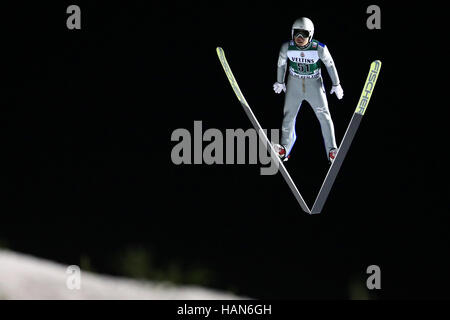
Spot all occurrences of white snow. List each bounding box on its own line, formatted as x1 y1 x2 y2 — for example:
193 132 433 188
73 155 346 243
0 249 243 300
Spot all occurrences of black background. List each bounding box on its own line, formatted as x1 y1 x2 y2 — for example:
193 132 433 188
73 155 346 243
1 1 448 299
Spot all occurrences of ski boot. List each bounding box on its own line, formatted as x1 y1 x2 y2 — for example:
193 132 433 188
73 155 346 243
273 144 290 162
328 148 338 164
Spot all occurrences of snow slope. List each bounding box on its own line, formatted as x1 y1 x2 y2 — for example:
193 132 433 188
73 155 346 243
0 249 242 300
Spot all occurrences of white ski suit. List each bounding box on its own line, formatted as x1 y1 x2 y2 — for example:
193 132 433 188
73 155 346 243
277 39 341 158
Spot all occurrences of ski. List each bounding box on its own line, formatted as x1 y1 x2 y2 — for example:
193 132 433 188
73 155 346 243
311 60 382 214
216 47 381 215
216 47 311 214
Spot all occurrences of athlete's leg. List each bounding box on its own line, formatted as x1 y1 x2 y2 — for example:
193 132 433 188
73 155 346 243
306 78 337 157
281 76 304 156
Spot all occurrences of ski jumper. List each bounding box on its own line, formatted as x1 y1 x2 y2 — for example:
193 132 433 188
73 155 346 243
277 39 340 158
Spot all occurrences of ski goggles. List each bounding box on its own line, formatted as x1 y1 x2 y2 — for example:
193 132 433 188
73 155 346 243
293 29 310 39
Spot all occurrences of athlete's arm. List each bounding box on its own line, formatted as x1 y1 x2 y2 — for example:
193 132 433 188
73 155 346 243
318 43 340 86
276 42 289 84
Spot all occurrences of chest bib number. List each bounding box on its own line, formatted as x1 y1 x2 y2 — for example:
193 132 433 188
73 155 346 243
297 63 312 73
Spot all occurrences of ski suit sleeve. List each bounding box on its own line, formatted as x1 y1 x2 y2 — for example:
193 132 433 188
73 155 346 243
318 44 340 86
276 42 289 84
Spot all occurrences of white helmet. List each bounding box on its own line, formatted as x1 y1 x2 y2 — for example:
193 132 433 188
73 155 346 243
291 17 314 43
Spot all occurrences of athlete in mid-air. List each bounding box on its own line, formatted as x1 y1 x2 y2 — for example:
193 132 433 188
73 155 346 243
273 17 343 164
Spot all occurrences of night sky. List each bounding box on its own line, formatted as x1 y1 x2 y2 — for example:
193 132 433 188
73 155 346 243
1 1 448 299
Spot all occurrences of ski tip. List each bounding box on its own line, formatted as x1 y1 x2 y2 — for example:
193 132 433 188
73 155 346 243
216 47 224 54
371 60 382 67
